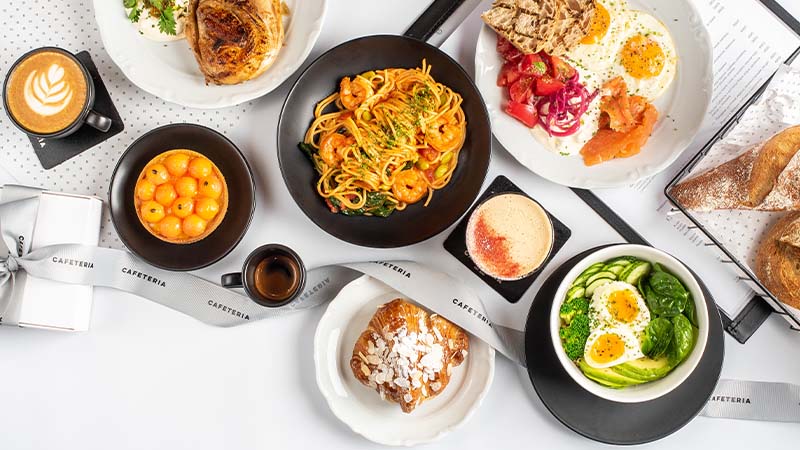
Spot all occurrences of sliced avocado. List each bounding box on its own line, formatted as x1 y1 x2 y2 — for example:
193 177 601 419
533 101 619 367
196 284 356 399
566 285 586 301
578 358 644 387
611 356 672 382
585 278 613 297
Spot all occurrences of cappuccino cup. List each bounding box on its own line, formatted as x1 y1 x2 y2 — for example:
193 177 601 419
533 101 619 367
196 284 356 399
3 47 112 139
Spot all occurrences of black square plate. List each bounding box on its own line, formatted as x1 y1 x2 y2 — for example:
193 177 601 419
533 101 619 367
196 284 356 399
443 175 571 303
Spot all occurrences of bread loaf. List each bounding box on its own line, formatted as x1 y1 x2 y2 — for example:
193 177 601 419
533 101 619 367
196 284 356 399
755 212 800 309
481 0 595 55
669 125 800 212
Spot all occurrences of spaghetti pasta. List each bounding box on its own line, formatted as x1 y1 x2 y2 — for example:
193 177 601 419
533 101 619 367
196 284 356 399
300 60 467 217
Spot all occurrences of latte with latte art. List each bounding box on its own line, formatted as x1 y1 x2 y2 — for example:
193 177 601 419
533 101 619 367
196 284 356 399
5 50 88 135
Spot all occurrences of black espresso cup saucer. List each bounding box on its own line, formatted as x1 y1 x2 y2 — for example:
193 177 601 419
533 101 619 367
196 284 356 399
524 245 725 445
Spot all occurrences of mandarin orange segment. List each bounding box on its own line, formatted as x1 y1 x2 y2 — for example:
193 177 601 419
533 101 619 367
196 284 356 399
164 153 191 177
154 184 177 206
159 215 183 239
188 157 213 178
136 179 156 201
175 176 198 197
195 197 220 220
145 164 170 185
141 201 166 223
199 175 223 199
172 197 194 218
183 214 208 237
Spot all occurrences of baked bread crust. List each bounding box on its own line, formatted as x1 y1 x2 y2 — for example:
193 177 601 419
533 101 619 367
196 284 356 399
350 299 468 413
185 0 283 85
756 212 800 309
481 0 595 55
670 125 800 212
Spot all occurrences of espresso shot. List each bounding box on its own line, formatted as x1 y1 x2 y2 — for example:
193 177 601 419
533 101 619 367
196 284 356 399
222 244 306 308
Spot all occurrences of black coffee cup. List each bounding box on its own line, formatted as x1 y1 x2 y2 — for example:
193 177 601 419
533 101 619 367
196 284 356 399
2 47 112 139
221 244 307 307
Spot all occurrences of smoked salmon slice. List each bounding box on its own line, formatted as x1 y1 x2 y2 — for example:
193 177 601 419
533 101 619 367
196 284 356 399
581 78 659 166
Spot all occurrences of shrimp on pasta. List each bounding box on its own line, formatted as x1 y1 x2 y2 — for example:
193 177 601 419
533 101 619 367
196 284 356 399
299 60 467 217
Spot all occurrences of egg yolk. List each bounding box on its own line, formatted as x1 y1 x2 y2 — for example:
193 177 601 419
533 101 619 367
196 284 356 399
589 333 625 364
607 289 639 323
581 1 610 45
620 34 665 79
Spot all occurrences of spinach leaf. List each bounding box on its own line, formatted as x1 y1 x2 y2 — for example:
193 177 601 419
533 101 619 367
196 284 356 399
667 314 695 367
338 192 396 217
683 294 698 327
298 142 323 174
642 264 690 317
641 317 673 358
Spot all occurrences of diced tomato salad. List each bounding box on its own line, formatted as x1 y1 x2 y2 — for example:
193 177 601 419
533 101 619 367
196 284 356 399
496 36 581 130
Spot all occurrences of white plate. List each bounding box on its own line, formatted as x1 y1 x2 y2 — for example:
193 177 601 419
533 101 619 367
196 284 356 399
314 276 495 446
474 0 713 188
93 0 327 109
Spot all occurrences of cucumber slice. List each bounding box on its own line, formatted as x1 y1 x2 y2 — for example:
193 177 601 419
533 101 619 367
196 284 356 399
571 262 605 286
604 256 638 267
566 285 586 301
586 278 613 297
585 271 617 286
603 264 626 276
622 262 652 286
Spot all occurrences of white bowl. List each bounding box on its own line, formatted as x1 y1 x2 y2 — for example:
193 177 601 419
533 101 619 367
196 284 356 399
550 244 709 403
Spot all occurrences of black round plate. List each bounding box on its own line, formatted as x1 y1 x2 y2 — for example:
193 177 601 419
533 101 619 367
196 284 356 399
277 35 492 248
109 123 255 271
525 245 725 445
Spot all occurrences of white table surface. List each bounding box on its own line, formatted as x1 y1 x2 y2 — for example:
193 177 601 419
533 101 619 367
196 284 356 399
1 1 799 449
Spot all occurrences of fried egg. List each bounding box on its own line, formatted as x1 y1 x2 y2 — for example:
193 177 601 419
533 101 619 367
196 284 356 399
583 326 644 369
608 10 677 101
566 0 629 75
529 63 602 156
589 281 650 334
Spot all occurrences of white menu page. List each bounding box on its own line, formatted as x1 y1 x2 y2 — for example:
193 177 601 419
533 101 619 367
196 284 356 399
593 0 800 318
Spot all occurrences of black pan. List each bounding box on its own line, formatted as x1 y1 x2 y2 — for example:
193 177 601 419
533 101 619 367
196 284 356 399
109 123 255 271
525 245 725 445
277 35 491 248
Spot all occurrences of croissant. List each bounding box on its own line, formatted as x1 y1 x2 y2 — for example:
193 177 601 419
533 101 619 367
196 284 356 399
350 299 469 413
185 0 283 85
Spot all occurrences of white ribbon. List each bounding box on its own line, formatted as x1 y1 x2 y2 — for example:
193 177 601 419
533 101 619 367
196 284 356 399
0 185 525 364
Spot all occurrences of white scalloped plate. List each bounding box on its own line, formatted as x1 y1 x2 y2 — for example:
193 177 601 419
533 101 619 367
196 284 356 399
474 0 713 188
314 276 495 446
93 0 326 109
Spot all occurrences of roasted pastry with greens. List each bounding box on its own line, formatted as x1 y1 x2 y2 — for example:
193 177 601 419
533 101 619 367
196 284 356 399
185 0 284 85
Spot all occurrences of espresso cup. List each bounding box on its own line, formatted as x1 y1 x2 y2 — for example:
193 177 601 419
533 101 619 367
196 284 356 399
3 47 112 139
221 244 307 307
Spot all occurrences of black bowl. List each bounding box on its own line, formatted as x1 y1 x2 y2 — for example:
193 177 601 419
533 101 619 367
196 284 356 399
277 35 492 248
109 123 255 271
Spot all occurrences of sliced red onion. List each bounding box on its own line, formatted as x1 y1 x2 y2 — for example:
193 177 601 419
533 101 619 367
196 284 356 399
536 73 598 137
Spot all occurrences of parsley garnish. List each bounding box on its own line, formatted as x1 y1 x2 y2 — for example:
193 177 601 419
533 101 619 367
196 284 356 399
123 0 178 35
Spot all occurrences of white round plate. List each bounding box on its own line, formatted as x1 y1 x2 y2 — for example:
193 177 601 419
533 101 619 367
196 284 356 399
314 276 495 446
93 0 327 109
474 0 712 188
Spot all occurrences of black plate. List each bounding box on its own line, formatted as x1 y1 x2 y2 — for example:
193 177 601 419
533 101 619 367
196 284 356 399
525 245 725 445
109 123 255 271
277 35 491 248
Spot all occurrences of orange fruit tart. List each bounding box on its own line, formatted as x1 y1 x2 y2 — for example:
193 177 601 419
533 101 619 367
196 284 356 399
134 149 228 244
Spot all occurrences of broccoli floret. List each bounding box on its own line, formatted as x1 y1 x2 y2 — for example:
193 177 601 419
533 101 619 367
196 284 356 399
560 314 590 360
559 297 589 324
